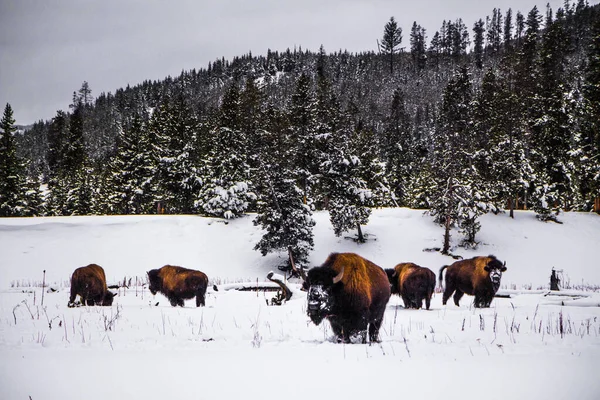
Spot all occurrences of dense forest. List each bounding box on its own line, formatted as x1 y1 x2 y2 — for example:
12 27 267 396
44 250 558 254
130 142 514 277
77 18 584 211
1 1 599 267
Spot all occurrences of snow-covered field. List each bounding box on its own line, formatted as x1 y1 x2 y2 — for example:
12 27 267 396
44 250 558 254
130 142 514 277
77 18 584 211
1 209 599 399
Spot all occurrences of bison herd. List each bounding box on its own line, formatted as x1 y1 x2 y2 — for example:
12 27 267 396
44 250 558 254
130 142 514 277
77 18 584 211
68 253 507 343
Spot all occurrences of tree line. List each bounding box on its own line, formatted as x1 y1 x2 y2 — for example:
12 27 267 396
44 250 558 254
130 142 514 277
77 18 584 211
1 1 599 268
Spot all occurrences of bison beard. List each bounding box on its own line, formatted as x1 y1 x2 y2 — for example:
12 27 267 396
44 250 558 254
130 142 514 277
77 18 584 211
385 263 436 310
147 265 208 307
68 264 115 307
439 255 507 308
304 253 391 343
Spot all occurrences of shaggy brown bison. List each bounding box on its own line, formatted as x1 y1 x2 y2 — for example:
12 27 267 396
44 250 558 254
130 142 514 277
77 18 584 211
68 264 115 307
439 255 507 308
385 263 436 310
147 265 208 307
303 253 391 343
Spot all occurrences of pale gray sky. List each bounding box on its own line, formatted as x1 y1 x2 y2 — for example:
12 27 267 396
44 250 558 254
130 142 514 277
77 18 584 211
0 0 582 124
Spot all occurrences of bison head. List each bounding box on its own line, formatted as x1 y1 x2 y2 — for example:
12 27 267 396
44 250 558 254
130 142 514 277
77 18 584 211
103 291 116 306
484 257 507 292
147 269 161 295
384 268 400 294
305 267 344 325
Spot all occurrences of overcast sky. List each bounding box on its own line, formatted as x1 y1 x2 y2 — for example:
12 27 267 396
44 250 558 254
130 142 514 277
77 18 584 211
0 0 587 125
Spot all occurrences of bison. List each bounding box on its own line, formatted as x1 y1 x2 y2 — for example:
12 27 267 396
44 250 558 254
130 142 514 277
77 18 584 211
303 253 391 343
385 263 436 310
147 265 208 307
439 255 507 308
68 264 115 307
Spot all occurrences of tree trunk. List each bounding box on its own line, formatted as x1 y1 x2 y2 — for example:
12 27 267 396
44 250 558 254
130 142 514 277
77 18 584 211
509 196 515 219
357 223 365 243
442 214 451 255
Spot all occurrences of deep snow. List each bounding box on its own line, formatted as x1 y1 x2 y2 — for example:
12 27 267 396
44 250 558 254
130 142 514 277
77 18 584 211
1 208 599 399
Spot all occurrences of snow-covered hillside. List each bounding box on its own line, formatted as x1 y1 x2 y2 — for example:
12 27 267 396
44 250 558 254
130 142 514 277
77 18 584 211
1 209 599 399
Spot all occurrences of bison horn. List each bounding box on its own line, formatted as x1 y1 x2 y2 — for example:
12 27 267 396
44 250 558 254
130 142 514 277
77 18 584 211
333 267 344 284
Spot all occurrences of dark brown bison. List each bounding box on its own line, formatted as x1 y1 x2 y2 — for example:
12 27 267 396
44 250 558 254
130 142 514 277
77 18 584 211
303 253 391 343
147 265 208 307
385 263 436 310
439 255 507 308
68 264 115 307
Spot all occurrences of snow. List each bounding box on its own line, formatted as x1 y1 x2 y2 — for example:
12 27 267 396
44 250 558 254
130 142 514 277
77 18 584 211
1 208 600 399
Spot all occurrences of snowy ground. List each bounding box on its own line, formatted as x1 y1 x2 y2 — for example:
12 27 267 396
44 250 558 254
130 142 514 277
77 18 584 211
1 209 599 399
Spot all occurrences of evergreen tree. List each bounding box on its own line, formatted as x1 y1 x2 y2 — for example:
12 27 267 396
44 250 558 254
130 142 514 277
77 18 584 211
106 114 156 214
530 14 574 221
254 105 315 271
384 88 413 204
410 22 427 72
486 8 503 55
380 16 403 73
429 68 486 251
153 87 201 214
473 19 486 69
201 83 255 218
0 104 31 216
288 73 318 204
579 18 600 210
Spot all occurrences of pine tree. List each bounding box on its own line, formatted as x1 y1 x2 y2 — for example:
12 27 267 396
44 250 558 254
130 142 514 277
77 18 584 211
0 104 30 216
429 68 486 251
530 14 574 221
201 83 255 219
380 16 403 74
254 105 315 271
153 87 201 214
410 22 427 72
288 73 318 204
486 8 503 55
579 18 600 210
106 114 156 214
384 88 413 204
473 19 486 69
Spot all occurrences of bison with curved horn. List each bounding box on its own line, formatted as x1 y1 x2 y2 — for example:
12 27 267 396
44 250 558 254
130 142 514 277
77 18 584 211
302 253 391 343
439 255 507 308
147 265 208 307
385 263 436 310
68 264 116 307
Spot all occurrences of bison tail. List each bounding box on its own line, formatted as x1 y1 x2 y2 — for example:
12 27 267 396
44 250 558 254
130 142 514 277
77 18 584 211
438 265 448 287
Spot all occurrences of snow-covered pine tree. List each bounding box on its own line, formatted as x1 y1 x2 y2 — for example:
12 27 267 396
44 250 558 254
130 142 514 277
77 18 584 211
323 124 373 243
473 67 533 218
384 87 413 205
289 73 318 206
578 18 600 211
0 103 34 216
105 113 156 214
254 104 315 271
429 67 489 251
530 14 574 221
199 83 255 219
153 86 201 214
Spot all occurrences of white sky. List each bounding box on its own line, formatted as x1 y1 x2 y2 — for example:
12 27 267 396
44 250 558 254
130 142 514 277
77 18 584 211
0 0 588 125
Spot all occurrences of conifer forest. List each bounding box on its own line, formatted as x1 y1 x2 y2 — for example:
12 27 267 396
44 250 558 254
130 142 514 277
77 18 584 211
1 2 599 267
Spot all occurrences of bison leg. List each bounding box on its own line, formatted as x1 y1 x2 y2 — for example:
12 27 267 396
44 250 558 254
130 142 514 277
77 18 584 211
68 288 77 307
177 298 185 307
196 292 205 307
401 295 411 309
368 316 384 343
453 290 464 306
168 296 178 307
442 285 455 305
474 294 492 308
425 295 431 310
